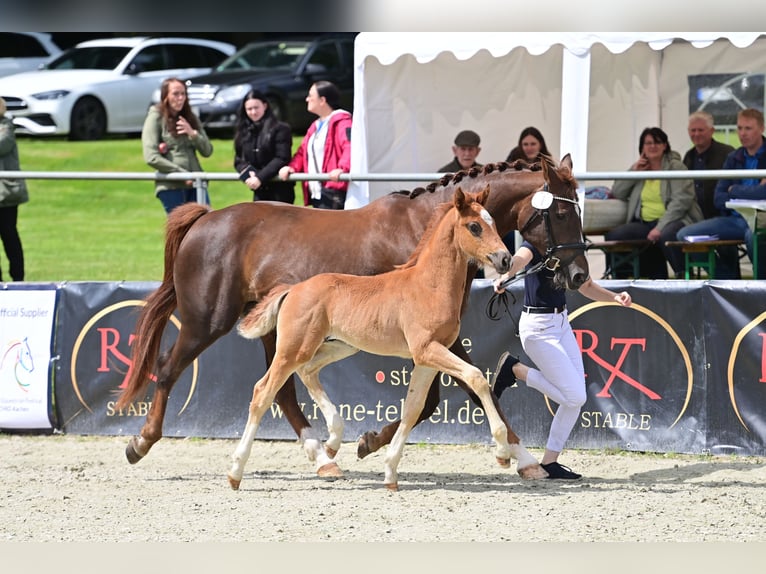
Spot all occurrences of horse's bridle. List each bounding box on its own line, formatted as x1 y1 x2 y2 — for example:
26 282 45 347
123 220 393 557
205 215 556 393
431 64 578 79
489 184 589 318
514 185 588 274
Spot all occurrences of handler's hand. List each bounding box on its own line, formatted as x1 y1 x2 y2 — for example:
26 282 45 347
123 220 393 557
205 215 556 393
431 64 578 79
615 291 632 307
493 272 511 294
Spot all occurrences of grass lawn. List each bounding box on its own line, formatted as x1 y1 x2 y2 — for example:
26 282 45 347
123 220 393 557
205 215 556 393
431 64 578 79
12 135 302 282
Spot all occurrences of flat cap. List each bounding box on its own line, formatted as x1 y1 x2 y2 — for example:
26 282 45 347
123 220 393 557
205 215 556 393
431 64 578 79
454 129 480 147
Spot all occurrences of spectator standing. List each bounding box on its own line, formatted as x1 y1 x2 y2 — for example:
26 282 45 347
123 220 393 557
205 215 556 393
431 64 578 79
234 90 295 203
437 130 483 173
142 77 213 215
506 126 552 164
0 97 27 282
677 108 766 278
279 81 351 209
605 127 702 279
683 111 735 219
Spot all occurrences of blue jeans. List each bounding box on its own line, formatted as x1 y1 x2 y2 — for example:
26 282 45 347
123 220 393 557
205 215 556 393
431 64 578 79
157 187 210 215
676 215 749 279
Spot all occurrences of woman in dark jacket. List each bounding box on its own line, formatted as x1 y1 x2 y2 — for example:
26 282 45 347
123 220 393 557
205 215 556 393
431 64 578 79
506 126 552 164
234 90 295 203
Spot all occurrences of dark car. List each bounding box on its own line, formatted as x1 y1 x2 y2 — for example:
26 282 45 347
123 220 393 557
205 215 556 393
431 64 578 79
182 34 355 134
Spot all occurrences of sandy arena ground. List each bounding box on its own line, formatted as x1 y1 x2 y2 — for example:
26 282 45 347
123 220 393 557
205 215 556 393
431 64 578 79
1 433 765 544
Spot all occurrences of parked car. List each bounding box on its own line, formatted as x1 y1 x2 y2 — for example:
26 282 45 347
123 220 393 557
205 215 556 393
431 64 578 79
0 32 62 79
180 34 355 134
0 36 235 140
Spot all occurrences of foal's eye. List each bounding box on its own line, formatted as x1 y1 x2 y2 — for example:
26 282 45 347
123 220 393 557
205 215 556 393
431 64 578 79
467 222 482 237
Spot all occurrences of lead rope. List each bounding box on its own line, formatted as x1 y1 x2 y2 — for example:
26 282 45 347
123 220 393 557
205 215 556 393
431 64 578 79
484 261 546 321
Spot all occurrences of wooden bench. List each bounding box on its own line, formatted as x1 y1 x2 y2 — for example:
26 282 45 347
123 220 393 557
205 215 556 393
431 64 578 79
586 239 653 279
665 239 747 279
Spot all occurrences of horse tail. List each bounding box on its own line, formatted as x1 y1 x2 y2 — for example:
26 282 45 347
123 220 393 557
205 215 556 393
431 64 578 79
237 284 292 339
116 203 212 410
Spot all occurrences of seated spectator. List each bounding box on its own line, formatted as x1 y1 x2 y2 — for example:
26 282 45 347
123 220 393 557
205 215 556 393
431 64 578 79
438 130 482 173
683 111 735 219
605 127 702 279
677 108 766 278
506 126 552 164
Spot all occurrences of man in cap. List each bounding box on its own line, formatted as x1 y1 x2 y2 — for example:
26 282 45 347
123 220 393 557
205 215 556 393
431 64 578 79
438 129 483 173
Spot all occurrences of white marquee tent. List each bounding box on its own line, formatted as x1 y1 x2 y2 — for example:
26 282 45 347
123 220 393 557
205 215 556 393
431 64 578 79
346 32 766 208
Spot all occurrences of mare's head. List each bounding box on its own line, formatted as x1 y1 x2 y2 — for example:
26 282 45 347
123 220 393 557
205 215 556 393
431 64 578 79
511 154 589 289
453 185 511 276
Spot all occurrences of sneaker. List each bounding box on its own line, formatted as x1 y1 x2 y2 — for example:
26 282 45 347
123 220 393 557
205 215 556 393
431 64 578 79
490 351 519 398
541 461 582 480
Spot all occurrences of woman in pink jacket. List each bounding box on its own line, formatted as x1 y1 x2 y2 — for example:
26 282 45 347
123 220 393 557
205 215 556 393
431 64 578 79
279 81 352 209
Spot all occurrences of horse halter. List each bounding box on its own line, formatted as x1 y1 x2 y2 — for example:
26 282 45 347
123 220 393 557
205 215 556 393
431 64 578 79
518 185 588 272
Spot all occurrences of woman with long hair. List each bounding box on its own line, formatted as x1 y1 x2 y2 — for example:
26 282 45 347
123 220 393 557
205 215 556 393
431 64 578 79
506 126 552 164
142 77 213 214
233 90 294 203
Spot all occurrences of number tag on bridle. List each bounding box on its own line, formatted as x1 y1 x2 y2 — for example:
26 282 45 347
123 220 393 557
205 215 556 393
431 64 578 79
531 191 554 210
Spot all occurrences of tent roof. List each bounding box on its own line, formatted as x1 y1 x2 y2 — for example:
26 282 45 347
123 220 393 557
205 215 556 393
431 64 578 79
355 32 763 64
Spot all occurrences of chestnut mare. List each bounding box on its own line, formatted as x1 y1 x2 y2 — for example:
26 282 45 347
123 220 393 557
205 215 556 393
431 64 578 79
229 186 516 490
116 155 588 479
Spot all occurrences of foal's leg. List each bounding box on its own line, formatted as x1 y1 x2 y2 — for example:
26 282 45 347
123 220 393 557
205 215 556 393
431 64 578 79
383 365 439 490
264 330 314 437
357 339 527 470
357 372 439 459
417 342 544 479
297 341 359 458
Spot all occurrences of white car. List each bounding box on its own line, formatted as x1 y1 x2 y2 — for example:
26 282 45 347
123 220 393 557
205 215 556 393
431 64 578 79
0 32 62 78
0 36 235 140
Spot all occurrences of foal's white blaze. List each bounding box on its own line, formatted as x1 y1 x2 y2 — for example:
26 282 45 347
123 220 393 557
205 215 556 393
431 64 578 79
480 208 494 226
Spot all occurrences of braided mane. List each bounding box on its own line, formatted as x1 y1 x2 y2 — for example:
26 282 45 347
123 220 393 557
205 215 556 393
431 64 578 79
407 159 543 199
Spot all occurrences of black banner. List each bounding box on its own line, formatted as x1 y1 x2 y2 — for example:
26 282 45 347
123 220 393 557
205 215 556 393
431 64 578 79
44 280 766 456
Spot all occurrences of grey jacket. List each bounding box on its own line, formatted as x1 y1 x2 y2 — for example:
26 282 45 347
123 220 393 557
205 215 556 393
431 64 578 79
611 150 702 231
0 116 29 207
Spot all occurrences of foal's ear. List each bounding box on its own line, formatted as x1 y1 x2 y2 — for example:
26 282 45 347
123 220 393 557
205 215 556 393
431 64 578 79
476 184 491 206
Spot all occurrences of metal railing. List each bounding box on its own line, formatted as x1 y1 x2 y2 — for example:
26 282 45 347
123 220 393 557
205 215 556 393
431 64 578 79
3 169 766 182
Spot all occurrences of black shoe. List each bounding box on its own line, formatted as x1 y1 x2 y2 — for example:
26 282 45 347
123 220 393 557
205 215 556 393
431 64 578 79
491 351 519 398
541 461 582 480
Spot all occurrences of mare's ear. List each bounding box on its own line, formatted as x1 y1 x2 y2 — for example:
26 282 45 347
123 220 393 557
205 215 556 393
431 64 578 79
454 186 467 210
476 184 490 206
561 153 573 171
542 154 561 187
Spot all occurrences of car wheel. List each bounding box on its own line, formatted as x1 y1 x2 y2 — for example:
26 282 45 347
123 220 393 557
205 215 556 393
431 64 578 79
69 97 107 141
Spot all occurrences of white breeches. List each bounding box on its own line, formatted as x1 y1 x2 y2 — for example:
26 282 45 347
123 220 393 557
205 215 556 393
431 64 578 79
518 310 586 453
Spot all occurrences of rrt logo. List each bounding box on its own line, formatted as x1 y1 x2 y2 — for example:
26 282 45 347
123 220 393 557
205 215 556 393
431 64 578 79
574 333 660 400
727 310 766 431
70 300 198 415
568 302 694 430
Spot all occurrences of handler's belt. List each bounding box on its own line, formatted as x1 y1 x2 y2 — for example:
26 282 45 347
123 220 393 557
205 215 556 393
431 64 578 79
522 305 566 314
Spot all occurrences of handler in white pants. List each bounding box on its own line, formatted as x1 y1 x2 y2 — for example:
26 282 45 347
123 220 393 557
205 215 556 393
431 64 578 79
492 240 632 479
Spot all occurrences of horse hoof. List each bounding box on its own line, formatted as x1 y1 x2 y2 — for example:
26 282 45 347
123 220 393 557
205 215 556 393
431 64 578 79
496 456 511 469
384 482 399 491
518 463 548 480
317 462 344 479
325 445 338 459
357 431 377 459
227 475 241 490
125 440 144 465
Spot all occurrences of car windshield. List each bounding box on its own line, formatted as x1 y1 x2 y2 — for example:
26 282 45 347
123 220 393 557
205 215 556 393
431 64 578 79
46 46 131 71
215 42 309 72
